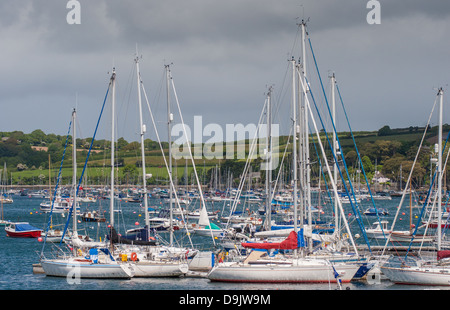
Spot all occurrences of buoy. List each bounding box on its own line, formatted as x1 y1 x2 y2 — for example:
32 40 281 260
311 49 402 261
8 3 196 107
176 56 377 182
135 221 139 226
37 237 43 242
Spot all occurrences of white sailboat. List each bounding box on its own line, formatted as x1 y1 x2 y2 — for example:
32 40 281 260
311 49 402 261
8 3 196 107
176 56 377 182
40 76 135 280
192 204 225 237
109 57 198 277
0 163 13 204
208 28 360 283
381 88 450 285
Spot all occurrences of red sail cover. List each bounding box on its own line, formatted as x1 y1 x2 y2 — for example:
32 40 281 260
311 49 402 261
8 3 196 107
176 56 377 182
241 231 298 250
437 250 450 260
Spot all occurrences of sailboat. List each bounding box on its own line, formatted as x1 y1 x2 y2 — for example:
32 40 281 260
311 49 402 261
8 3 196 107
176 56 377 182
381 88 450 285
40 80 135 279
192 205 225 237
0 168 10 225
208 31 361 283
106 56 195 277
0 163 13 204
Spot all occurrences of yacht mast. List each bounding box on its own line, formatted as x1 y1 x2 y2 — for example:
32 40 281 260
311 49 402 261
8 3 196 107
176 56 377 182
438 87 444 250
297 19 312 252
265 86 273 230
71 108 77 235
330 73 339 236
110 68 116 227
135 53 150 229
292 57 300 257
166 64 174 246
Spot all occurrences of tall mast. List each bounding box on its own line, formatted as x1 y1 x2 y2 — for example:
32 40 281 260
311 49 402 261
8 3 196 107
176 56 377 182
291 57 299 257
135 53 149 228
330 73 339 236
110 68 116 227
265 86 273 230
71 108 77 235
166 64 174 246
437 87 444 250
301 20 312 249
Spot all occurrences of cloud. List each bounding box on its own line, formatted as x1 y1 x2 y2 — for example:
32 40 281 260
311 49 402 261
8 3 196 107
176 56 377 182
0 0 449 143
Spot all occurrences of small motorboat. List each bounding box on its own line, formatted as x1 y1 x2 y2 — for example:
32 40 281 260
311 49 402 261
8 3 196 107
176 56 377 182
5 222 43 238
81 210 106 222
363 207 389 216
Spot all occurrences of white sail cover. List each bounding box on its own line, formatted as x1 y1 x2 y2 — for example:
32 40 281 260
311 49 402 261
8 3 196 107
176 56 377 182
198 203 211 227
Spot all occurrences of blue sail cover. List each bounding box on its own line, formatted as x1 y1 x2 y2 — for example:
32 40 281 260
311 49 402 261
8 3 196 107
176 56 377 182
298 229 306 248
15 223 41 232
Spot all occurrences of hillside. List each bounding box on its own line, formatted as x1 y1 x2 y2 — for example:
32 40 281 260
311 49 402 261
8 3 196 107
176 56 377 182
0 124 448 188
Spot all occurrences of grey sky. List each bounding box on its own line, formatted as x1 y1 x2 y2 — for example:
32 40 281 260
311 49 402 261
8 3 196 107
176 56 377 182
1 1 449 143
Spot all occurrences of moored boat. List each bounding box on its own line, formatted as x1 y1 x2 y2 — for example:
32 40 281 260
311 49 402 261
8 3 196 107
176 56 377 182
40 248 135 279
5 222 42 238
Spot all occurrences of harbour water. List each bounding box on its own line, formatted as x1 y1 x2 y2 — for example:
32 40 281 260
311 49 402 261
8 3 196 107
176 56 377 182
0 193 448 295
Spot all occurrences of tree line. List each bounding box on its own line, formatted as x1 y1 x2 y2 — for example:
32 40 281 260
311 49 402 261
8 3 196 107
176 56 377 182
0 124 448 189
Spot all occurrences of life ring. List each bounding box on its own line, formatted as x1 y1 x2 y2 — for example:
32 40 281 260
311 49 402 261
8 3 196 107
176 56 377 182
131 252 138 261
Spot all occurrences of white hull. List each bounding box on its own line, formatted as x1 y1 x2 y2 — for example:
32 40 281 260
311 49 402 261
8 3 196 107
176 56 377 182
0 197 13 204
381 265 450 286
133 261 188 277
194 228 224 237
41 258 134 279
207 259 358 283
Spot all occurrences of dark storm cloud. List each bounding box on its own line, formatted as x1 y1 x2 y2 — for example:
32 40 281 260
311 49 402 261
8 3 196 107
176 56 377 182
0 1 450 141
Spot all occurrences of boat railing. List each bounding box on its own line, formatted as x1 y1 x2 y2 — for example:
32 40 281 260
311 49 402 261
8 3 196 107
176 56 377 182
38 243 72 261
383 255 420 268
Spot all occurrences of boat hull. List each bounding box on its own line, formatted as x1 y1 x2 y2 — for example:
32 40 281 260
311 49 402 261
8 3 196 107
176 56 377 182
6 229 42 238
381 265 450 286
133 261 188 277
194 228 224 237
40 259 134 279
207 259 358 283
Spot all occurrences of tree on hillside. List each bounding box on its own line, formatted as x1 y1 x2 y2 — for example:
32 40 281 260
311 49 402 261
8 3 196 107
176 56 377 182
381 154 426 186
28 129 47 145
361 155 374 174
377 125 392 136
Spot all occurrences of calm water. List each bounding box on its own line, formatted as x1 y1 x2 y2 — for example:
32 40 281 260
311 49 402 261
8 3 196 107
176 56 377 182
0 194 447 294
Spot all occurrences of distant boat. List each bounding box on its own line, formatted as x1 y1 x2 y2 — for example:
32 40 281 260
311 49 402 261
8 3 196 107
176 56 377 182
369 192 392 200
40 196 73 213
28 190 46 198
1 163 13 204
363 207 389 216
80 210 106 222
5 222 42 238
0 196 13 204
186 208 219 220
